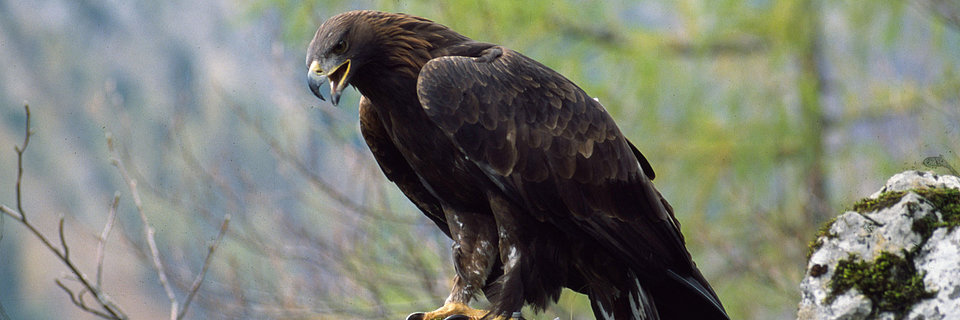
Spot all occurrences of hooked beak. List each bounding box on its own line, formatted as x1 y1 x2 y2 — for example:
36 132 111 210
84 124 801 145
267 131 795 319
307 59 351 106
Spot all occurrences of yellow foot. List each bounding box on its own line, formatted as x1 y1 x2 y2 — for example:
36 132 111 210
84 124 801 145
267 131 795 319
405 302 522 320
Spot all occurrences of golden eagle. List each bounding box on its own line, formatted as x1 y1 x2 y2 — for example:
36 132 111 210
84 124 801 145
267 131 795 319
306 10 728 320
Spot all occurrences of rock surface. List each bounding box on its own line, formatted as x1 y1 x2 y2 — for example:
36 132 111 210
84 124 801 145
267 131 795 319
798 171 960 320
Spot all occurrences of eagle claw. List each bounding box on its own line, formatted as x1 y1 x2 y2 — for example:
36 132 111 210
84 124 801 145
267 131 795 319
406 312 472 320
406 312 425 320
406 313 473 320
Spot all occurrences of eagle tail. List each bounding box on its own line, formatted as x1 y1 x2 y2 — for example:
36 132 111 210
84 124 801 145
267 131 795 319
646 269 729 320
588 271 659 320
588 269 728 320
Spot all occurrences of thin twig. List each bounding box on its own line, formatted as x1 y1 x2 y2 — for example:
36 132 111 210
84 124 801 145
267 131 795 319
55 280 113 319
2 106 128 319
108 133 179 320
177 214 231 320
149 226 179 320
58 216 69 260
14 105 31 223
96 192 121 288
0 205 126 319
0 206 64 266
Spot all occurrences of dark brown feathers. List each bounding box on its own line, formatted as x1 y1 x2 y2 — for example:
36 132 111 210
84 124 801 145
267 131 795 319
418 50 629 184
306 10 728 320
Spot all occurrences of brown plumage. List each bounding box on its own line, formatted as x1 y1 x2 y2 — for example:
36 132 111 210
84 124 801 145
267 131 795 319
306 10 728 320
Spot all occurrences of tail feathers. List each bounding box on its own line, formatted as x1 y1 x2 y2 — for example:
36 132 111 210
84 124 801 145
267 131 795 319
663 270 727 318
589 271 728 320
647 270 729 320
589 273 659 320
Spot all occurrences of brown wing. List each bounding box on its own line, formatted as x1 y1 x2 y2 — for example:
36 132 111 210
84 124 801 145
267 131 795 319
416 48 722 309
358 96 449 236
417 48 679 235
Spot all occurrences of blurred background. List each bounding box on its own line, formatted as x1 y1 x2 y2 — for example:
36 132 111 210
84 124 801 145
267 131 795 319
1 0 958 319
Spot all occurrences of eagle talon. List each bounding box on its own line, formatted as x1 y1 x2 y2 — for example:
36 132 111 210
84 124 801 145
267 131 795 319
406 312 425 320
440 313 522 320
409 302 490 320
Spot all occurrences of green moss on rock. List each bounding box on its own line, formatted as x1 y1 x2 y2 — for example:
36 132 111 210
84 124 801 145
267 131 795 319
808 186 959 318
807 215 840 260
851 191 907 213
826 252 934 319
914 188 960 231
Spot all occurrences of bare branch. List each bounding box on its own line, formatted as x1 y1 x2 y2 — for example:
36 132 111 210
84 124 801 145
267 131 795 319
7 107 232 320
96 192 121 288
2 106 128 320
0 206 67 266
0 206 22 221
58 216 69 260
108 132 179 320
178 214 231 320
14 105 32 223
149 226 179 320
55 280 113 320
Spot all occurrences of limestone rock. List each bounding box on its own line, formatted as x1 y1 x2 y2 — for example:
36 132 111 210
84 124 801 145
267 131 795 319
798 171 960 320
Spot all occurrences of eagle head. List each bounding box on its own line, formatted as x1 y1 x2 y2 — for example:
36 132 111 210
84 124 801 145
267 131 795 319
306 11 447 106
305 11 377 106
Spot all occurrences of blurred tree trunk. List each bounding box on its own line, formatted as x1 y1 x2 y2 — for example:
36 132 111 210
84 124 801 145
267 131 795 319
798 0 831 224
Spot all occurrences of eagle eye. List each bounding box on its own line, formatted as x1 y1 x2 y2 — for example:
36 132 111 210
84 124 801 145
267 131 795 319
331 40 348 55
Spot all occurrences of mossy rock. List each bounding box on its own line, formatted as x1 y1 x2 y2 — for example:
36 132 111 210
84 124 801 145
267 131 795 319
825 252 935 319
813 187 959 318
799 172 960 320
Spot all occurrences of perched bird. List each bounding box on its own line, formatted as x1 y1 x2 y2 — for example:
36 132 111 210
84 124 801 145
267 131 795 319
306 10 728 320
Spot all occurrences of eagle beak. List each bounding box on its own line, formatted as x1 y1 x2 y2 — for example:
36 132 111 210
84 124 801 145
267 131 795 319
307 60 327 102
307 59 351 106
